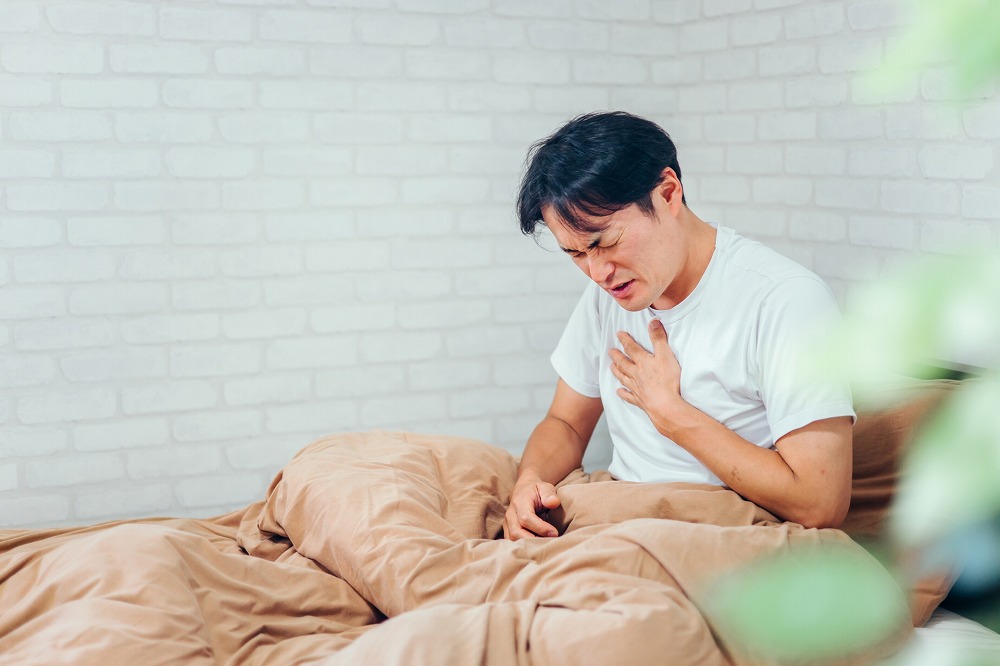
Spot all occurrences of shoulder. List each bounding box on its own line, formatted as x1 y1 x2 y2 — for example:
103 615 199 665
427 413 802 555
715 227 834 303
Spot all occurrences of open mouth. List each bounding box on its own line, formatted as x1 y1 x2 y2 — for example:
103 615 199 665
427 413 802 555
610 280 634 297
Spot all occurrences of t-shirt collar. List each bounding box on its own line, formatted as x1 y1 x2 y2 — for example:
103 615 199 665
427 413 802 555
647 223 728 324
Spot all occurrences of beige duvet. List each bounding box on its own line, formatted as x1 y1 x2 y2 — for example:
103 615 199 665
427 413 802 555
0 431 913 665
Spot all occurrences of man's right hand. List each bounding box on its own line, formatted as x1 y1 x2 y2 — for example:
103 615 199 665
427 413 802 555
502 380 603 540
503 476 562 540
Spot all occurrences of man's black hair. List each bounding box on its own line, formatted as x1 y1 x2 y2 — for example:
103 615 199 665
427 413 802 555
516 111 686 236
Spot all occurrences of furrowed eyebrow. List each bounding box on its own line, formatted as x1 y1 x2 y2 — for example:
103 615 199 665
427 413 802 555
560 236 602 254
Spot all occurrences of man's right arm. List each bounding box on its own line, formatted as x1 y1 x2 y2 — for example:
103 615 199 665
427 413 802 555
503 379 604 540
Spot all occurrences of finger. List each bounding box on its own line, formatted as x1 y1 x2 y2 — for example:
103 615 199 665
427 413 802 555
617 387 638 406
506 522 526 541
503 508 515 539
504 511 533 541
617 330 652 357
648 318 670 354
608 348 636 375
503 514 520 541
539 485 561 510
518 509 559 538
507 484 560 539
616 330 639 355
609 357 632 388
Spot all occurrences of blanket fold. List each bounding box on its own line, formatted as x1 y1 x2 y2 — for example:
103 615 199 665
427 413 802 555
2 430 913 665
242 430 912 665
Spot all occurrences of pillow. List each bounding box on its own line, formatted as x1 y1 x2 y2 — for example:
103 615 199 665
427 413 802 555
841 378 963 627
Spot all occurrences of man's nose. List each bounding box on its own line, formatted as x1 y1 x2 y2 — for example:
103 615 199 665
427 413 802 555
586 255 614 284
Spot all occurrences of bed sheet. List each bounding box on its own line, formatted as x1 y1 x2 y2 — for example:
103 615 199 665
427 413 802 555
881 608 1000 664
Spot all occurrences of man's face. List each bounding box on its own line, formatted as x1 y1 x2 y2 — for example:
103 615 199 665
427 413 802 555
542 195 688 312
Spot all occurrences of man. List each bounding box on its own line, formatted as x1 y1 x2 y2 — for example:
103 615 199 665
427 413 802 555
504 111 855 540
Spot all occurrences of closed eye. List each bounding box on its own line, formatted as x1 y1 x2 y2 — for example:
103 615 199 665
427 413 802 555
594 230 624 251
561 228 624 257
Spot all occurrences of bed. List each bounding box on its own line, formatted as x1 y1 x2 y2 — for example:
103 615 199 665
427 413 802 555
891 608 1000 665
1 379 997 664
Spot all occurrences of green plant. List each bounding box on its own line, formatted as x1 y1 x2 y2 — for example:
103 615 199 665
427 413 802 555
715 1 1000 659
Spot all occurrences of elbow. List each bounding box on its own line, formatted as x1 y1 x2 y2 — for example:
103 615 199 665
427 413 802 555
792 498 850 530
796 512 841 530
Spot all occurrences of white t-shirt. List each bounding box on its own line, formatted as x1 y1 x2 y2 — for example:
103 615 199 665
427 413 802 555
550 225 856 485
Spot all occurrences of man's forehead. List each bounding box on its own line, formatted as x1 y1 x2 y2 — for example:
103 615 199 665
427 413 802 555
541 204 613 245
546 221 605 254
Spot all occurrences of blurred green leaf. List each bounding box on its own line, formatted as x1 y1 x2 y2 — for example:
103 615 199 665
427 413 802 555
828 253 1000 405
704 544 910 663
891 375 1000 547
876 0 1000 99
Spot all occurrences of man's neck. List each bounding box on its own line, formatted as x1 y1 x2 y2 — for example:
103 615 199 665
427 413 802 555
655 213 717 309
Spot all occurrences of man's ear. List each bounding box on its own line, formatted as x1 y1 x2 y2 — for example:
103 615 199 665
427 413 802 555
656 167 684 214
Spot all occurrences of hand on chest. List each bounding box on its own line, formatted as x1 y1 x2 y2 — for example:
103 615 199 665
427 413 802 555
601 310 757 404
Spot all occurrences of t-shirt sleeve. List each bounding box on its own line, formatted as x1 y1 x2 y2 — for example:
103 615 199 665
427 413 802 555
755 277 856 444
550 282 604 399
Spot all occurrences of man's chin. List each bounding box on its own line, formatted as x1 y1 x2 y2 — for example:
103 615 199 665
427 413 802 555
613 295 652 312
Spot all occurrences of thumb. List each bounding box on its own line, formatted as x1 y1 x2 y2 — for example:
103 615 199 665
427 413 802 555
649 318 669 351
540 486 561 509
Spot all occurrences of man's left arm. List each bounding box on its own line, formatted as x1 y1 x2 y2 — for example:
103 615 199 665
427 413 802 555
651 399 852 528
611 318 853 529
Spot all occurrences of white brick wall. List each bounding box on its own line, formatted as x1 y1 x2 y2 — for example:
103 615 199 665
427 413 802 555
1 0 997 528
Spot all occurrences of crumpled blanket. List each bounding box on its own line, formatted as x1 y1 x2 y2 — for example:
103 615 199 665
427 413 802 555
0 430 913 665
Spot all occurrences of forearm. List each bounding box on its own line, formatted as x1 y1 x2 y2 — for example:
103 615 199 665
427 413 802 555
517 416 588 487
653 405 850 528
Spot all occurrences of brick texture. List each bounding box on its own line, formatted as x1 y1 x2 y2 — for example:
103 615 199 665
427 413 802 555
0 0 997 528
